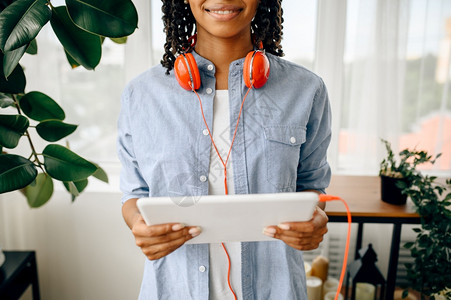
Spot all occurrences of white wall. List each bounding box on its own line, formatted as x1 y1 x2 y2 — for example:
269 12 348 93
0 190 144 300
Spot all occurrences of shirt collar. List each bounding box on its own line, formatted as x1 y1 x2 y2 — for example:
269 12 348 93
191 50 245 74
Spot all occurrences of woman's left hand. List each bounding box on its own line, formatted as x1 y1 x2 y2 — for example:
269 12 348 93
263 206 329 251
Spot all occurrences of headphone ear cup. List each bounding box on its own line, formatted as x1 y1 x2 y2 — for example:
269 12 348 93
174 53 201 91
243 51 270 89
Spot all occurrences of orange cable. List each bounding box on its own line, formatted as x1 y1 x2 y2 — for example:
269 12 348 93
221 242 238 300
319 194 352 300
190 80 254 300
191 80 351 300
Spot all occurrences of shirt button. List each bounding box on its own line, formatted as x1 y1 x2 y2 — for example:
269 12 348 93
290 137 297 144
200 175 207 182
206 88 213 94
199 265 206 272
203 129 209 136
207 64 214 71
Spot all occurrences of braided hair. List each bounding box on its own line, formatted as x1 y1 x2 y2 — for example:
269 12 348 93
161 0 284 74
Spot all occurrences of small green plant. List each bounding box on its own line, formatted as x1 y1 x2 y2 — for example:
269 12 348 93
379 139 440 180
379 140 450 297
402 175 451 299
0 0 138 207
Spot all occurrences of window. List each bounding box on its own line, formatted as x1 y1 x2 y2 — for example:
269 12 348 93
336 0 451 174
18 0 450 178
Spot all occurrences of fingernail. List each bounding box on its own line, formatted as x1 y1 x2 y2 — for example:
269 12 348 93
263 227 276 237
278 223 290 230
189 226 202 237
172 223 185 231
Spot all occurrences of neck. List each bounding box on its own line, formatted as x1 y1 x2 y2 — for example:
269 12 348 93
194 30 253 89
195 32 253 71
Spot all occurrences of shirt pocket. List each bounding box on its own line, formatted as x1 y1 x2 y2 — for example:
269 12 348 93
264 125 306 191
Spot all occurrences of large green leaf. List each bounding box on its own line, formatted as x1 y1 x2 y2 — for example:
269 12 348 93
65 49 80 69
0 53 26 93
110 36 127 44
25 172 53 207
50 5 101 70
66 0 138 38
2 42 27 78
0 114 29 148
0 154 37 193
43 144 97 181
36 120 77 142
63 178 88 201
0 0 51 52
19 91 65 121
0 92 14 108
25 38 37 54
92 164 108 183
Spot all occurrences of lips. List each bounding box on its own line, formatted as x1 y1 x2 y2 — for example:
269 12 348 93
204 5 243 19
204 5 243 15
206 10 237 14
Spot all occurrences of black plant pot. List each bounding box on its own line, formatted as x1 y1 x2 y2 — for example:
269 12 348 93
380 175 408 205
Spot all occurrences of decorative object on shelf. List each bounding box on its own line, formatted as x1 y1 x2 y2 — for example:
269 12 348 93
311 255 329 283
307 276 323 300
305 262 312 277
379 139 439 205
325 291 343 300
0 0 138 207
355 282 375 300
401 175 451 299
345 243 385 300
380 174 408 205
323 278 340 299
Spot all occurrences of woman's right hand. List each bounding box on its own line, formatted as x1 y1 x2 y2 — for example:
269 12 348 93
131 215 201 260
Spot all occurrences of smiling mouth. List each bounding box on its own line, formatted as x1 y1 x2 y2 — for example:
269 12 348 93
205 8 243 14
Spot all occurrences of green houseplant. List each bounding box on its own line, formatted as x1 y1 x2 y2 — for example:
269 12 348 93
379 139 439 205
379 140 450 298
402 175 451 299
0 0 138 207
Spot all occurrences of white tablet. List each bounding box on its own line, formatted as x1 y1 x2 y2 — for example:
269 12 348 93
137 192 318 244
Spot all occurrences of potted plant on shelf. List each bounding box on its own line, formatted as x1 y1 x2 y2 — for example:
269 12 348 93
0 0 138 207
379 139 439 205
402 174 451 299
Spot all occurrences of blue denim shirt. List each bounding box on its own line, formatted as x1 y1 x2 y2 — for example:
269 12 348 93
117 51 331 299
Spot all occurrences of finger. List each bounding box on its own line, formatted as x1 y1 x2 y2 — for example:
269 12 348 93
133 222 187 238
264 225 325 246
284 240 323 251
276 232 325 247
136 226 201 248
262 223 327 239
274 226 328 239
276 208 329 237
147 226 201 245
143 231 197 260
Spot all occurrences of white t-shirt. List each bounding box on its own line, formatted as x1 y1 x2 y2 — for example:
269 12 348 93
208 90 243 300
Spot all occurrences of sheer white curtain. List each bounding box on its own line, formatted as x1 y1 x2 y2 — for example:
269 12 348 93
12 0 451 177
319 0 451 174
338 0 409 173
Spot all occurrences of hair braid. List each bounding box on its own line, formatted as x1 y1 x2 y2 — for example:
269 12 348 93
160 0 284 74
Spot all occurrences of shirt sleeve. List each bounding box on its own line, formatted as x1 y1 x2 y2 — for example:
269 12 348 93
296 78 332 194
117 86 149 204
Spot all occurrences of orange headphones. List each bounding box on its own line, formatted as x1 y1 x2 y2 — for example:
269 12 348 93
174 40 270 90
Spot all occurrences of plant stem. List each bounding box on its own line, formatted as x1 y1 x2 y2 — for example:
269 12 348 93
12 95 45 173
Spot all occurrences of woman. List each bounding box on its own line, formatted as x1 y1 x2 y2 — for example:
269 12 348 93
117 0 331 299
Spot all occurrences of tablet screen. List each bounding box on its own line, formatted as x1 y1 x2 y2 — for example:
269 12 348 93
137 192 318 244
